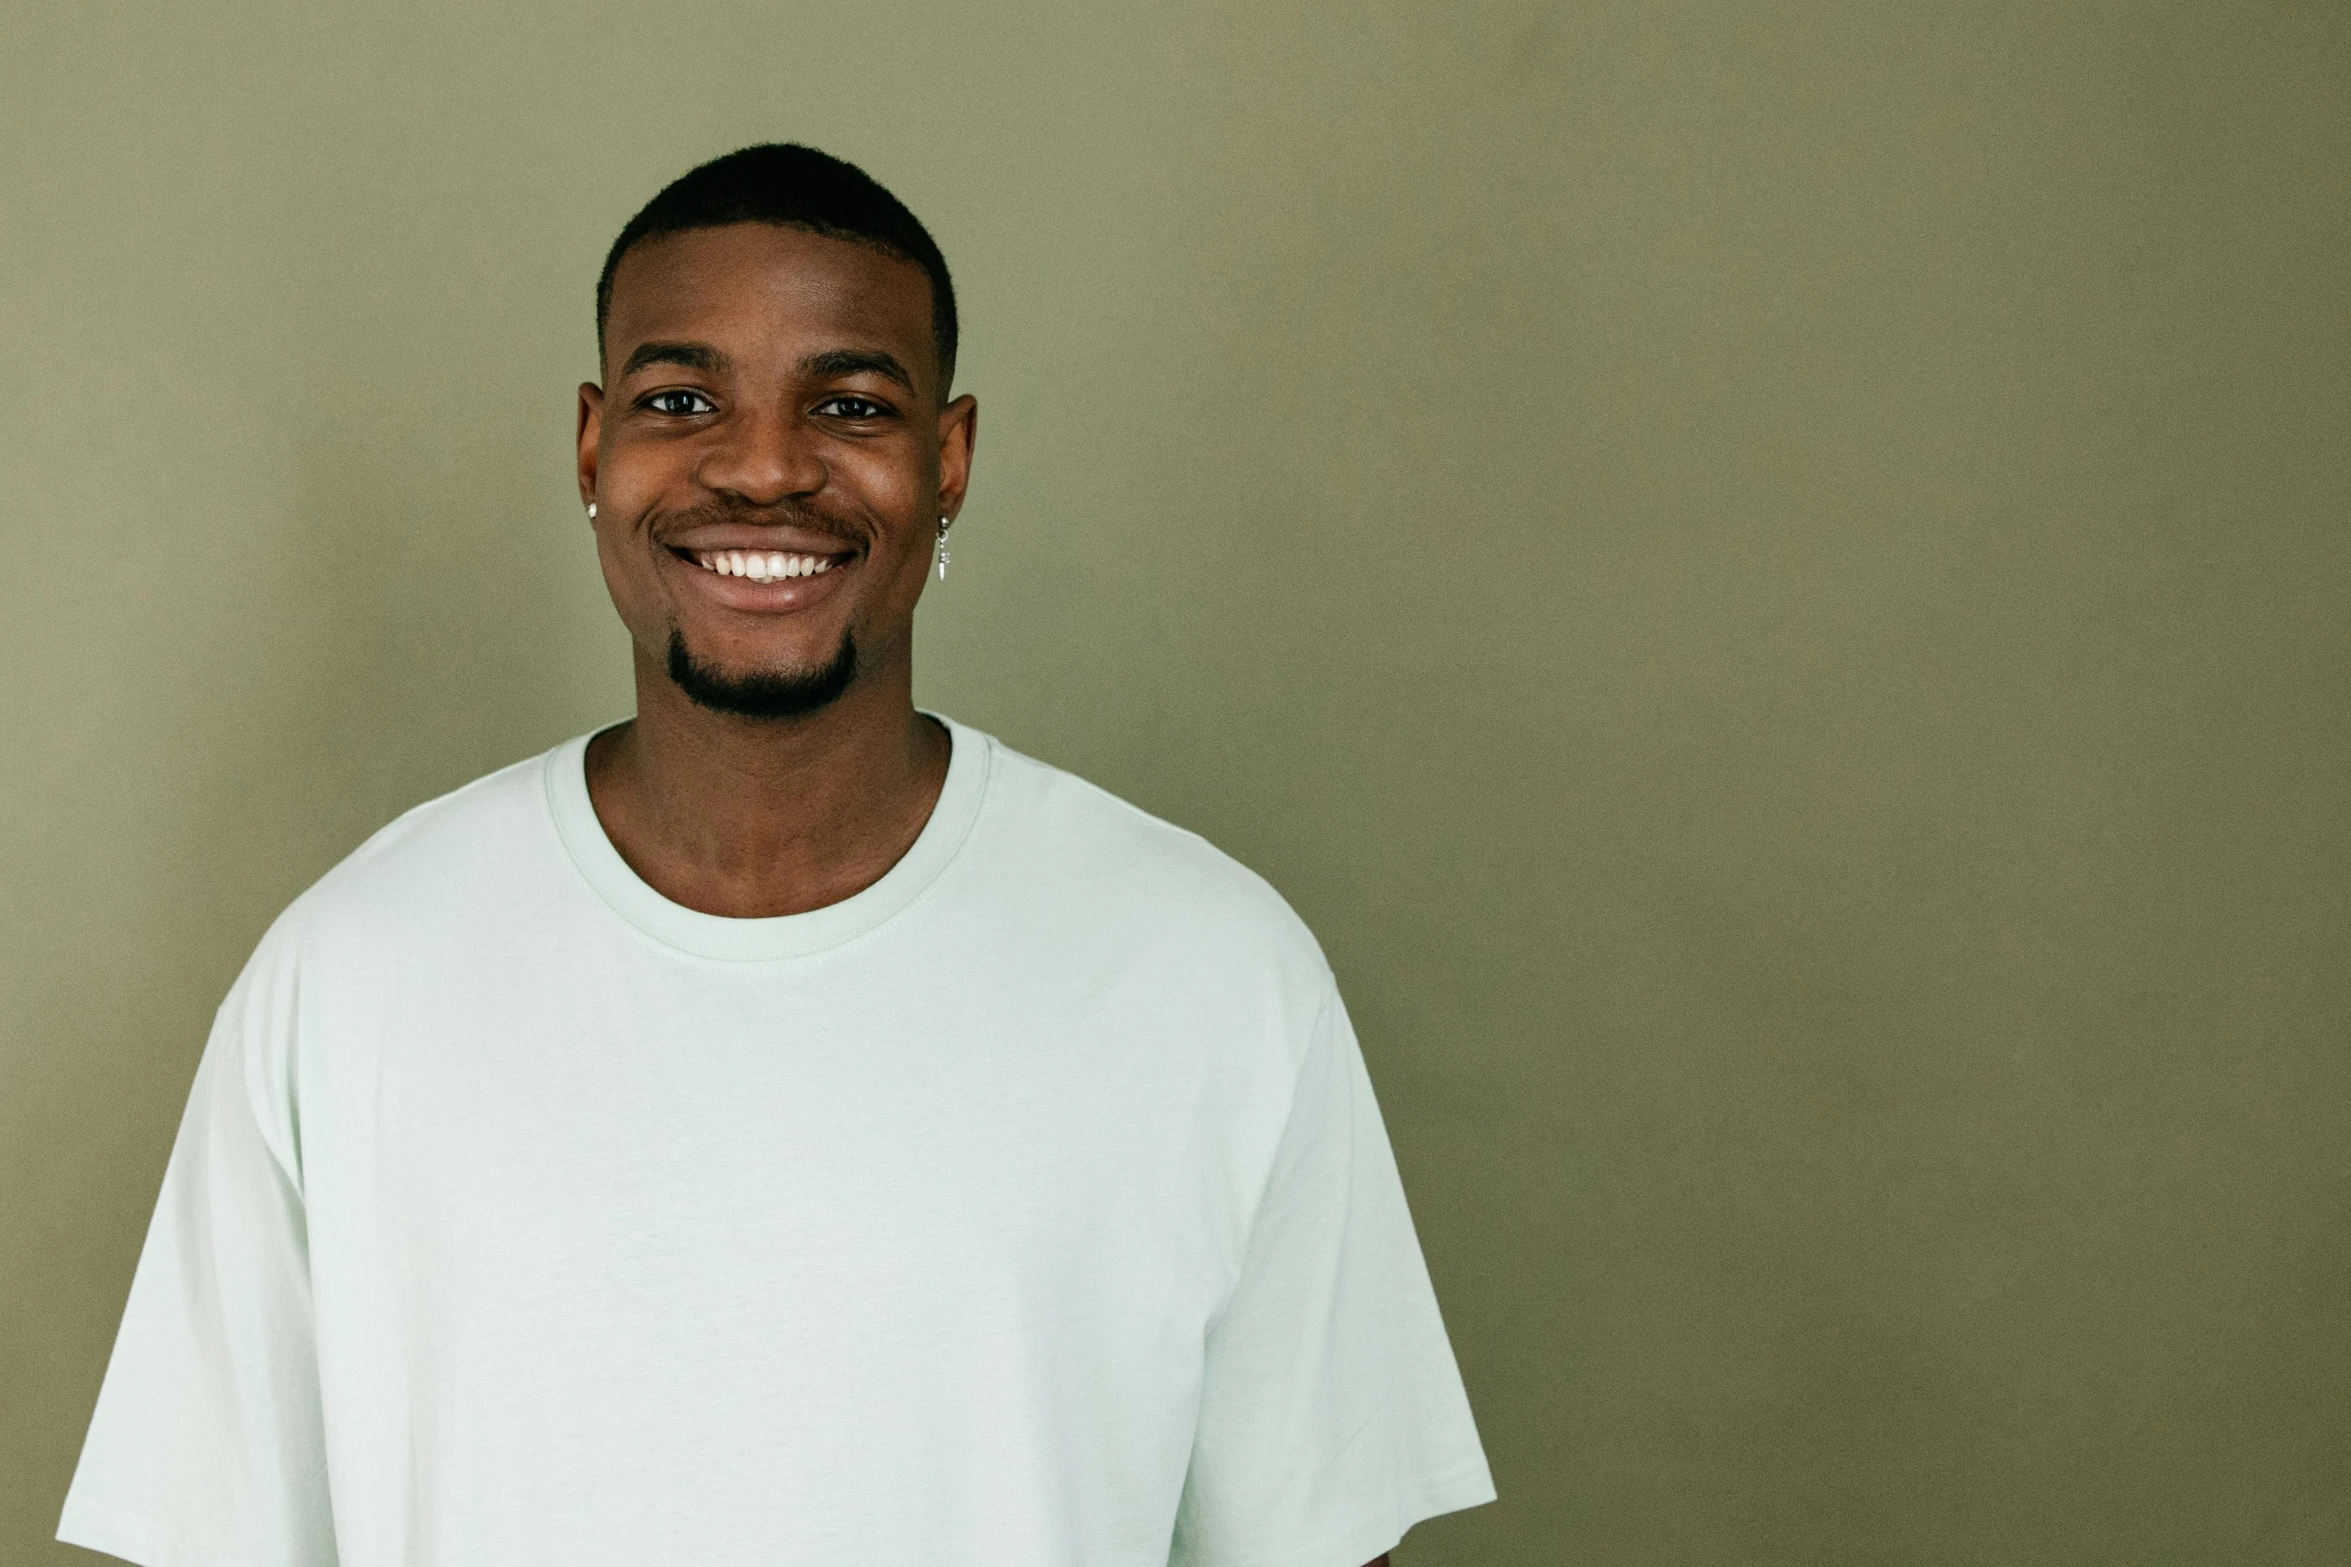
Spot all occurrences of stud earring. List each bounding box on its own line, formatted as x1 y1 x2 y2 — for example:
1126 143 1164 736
935 517 952 581
586 502 598 520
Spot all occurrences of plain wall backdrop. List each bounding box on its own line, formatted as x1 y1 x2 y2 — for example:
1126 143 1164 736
5 3 2348 1562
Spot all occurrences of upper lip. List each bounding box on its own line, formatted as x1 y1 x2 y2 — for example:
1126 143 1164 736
663 524 859 559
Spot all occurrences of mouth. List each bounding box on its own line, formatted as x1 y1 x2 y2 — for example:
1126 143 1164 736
677 547 844 584
661 536 858 614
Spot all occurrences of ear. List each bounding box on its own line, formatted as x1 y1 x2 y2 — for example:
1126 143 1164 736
935 394 978 521
576 382 605 515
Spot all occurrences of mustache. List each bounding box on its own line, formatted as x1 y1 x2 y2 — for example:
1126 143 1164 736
652 497 866 545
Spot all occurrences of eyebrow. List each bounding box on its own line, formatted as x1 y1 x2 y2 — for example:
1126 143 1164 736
802 348 914 393
620 340 729 378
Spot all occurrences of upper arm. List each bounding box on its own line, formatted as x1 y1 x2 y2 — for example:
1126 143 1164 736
55 941 337 1567
1168 989 1494 1567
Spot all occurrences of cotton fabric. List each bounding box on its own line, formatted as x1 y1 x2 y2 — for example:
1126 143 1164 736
60 717 1493 1567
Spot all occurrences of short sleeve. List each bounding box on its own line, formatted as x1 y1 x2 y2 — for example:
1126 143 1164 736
57 938 337 1567
1171 990 1495 1567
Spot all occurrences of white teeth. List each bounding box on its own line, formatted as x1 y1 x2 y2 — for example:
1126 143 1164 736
689 549 838 579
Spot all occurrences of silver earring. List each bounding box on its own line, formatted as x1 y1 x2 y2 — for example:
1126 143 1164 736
586 502 598 520
936 517 951 581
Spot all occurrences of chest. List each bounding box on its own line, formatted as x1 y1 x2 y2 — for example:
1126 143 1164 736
296 957 1260 1360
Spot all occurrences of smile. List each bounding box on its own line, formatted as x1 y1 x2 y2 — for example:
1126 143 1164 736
687 549 839 583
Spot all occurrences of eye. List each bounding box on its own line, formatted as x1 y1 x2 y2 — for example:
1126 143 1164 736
644 389 715 417
816 395 890 420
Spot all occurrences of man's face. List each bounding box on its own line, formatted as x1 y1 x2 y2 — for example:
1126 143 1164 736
578 223 974 710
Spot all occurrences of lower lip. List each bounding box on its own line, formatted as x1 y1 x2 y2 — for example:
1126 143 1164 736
670 551 854 613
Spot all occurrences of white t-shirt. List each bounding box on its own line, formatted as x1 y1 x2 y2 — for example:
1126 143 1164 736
60 716 1493 1567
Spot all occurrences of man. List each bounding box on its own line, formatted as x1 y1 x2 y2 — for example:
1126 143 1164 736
60 144 1492 1567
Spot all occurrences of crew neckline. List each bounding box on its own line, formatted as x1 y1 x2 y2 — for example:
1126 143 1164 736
542 712 992 963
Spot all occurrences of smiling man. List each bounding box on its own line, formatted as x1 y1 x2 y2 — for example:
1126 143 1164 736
59 145 1493 1567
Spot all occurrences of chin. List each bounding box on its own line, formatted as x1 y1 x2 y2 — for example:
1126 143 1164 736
666 627 860 719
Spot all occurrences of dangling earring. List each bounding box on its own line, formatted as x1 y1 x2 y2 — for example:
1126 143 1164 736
935 517 952 581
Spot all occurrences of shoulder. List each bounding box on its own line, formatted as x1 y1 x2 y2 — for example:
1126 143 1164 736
194 745 562 1105
959 726 1334 987
258 742 570 964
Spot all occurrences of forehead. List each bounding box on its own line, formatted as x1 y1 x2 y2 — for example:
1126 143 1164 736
603 223 935 382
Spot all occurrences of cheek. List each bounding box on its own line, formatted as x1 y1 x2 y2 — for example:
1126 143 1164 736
849 450 939 545
590 523 663 636
590 439 688 601
597 433 677 511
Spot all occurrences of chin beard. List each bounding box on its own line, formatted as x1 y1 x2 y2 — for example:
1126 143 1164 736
665 628 858 719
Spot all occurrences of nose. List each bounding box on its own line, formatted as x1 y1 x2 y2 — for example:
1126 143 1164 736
695 403 825 507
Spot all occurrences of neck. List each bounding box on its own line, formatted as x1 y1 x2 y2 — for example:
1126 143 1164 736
584 640 951 919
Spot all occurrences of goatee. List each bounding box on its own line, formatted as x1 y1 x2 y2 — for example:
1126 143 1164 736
665 629 858 718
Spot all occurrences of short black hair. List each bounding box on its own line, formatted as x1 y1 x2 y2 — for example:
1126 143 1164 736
596 143 958 391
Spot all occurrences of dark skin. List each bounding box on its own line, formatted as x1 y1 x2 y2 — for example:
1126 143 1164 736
577 223 969 916
576 222 1392 1567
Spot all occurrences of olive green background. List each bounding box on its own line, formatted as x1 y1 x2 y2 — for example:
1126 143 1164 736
5 3 2347 1562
